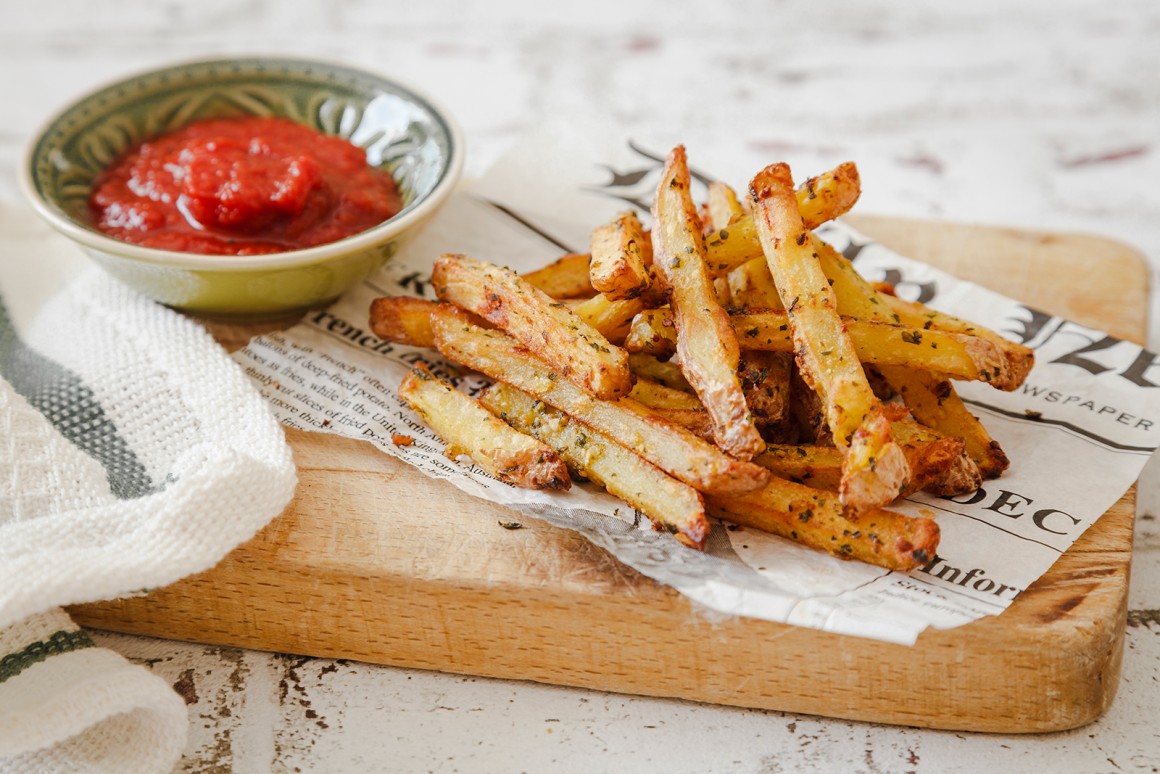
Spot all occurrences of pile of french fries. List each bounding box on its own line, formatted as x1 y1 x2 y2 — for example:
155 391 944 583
369 148 1034 572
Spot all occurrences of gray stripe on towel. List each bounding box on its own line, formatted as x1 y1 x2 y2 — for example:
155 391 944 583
0 298 154 499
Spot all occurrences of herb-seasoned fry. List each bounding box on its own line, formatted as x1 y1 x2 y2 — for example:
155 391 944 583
398 363 571 490
727 257 783 309
706 181 747 231
702 161 862 275
626 307 1011 386
738 350 792 428
750 162 909 511
708 480 939 572
481 383 710 548
370 149 1020 569
758 421 965 497
652 146 763 459
878 365 1009 479
627 353 693 392
811 239 1012 478
431 307 770 494
522 252 595 299
369 296 439 348
629 379 704 410
590 211 652 300
433 253 632 399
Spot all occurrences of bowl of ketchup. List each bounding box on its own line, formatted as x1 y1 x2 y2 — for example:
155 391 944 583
21 57 464 318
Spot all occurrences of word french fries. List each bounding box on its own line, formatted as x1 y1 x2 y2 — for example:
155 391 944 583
652 146 764 460
751 162 909 512
370 148 1031 574
431 306 770 495
398 364 571 490
433 253 632 399
481 383 709 548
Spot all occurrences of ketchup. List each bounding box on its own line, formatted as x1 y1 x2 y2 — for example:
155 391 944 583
89 116 403 255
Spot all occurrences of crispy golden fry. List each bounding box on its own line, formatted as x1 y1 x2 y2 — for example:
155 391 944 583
738 350 792 428
433 253 632 400
652 146 763 459
625 308 678 358
369 296 439 348
627 353 692 392
706 181 747 231
707 476 938 572
750 162 908 511
590 211 652 301
702 161 862 275
647 406 716 441
757 421 965 497
712 275 733 307
481 383 710 549
787 366 832 445
629 379 704 410
522 253 594 299
877 292 1034 389
398 364 570 490
796 162 862 232
571 293 648 342
626 308 1010 385
431 308 770 494
878 365 1009 479
810 239 1010 478
727 257 783 309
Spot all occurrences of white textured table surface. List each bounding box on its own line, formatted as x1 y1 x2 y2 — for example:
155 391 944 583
5 1 1160 771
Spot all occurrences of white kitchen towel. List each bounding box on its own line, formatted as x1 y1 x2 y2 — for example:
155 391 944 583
0 267 297 772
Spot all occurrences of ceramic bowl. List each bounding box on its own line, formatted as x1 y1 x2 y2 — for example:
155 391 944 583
20 57 464 318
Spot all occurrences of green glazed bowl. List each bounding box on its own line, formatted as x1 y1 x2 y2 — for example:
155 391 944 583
20 57 464 318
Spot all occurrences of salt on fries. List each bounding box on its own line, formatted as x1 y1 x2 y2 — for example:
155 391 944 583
370 150 1033 572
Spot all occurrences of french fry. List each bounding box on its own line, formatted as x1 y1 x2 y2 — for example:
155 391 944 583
590 211 652 300
481 383 710 548
738 350 792 428
431 307 770 495
811 239 1011 478
727 257 783 309
625 307 679 358
878 365 1009 479
750 162 909 511
627 353 693 392
522 252 595 299
652 146 763 459
702 161 862 275
626 308 1011 385
708 480 939 572
433 253 632 400
369 296 439 348
877 292 1034 389
571 293 648 342
629 379 704 411
646 407 716 441
706 181 747 230
398 364 570 490
757 421 966 497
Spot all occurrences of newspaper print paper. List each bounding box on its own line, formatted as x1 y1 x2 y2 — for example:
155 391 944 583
234 127 1159 645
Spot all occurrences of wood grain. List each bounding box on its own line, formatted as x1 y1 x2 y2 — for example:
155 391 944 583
69 215 1147 732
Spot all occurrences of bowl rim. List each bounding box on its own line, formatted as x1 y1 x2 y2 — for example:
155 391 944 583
18 55 465 272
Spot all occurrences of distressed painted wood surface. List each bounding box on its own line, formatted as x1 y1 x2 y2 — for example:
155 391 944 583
70 215 1146 733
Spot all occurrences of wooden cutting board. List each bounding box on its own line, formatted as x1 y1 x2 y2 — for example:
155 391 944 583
69 215 1148 733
